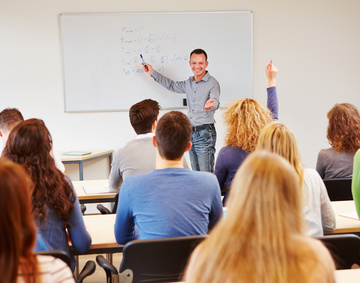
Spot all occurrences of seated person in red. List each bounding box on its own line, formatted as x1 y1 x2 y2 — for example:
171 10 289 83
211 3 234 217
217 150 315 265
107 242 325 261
114 111 223 244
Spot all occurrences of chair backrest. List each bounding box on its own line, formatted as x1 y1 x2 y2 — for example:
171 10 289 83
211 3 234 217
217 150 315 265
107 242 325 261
317 234 360 269
119 235 207 283
34 250 71 269
323 178 352 201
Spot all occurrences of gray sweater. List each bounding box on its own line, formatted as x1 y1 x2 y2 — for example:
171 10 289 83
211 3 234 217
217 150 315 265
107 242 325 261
109 137 156 192
316 147 355 179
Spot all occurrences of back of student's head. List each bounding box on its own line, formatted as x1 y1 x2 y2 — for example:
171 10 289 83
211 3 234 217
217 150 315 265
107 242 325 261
224 99 272 151
256 121 304 186
155 111 192 160
327 103 360 152
3 118 52 164
184 151 311 283
129 99 161 134
2 118 75 226
0 158 37 283
0 108 24 131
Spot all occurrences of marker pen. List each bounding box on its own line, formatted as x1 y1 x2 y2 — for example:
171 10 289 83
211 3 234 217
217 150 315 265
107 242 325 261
140 54 148 71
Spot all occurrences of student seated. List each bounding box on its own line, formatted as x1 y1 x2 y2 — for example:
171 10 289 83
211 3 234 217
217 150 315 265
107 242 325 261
316 103 360 179
214 60 278 204
114 111 223 244
0 158 74 282
0 107 65 172
256 121 335 236
184 151 336 283
109 99 161 192
2 119 91 271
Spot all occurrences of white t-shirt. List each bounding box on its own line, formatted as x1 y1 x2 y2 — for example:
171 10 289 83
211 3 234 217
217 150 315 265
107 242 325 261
303 168 336 236
17 255 74 283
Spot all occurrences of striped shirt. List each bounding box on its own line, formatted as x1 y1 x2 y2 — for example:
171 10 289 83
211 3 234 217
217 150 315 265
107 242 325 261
17 255 74 283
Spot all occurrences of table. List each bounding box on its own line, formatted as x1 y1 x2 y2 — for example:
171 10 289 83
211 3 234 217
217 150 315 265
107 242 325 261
73 214 122 255
72 179 117 204
325 201 360 235
72 214 122 278
335 269 360 283
60 150 113 180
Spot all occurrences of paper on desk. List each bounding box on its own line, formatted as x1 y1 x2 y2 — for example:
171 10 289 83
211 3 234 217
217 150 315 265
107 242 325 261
82 185 111 194
339 211 360 221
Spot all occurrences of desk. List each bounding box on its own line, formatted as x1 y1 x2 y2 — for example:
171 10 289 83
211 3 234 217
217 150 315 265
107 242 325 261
60 150 113 180
72 179 116 204
325 201 360 235
335 269 360 283
73 214 122 255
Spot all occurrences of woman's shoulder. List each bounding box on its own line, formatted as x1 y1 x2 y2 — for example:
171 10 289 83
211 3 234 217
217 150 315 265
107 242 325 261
19 255 75 283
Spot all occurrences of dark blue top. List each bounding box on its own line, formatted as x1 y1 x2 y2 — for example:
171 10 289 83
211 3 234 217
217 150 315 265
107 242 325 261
114 168 223 245
214 86 279 202
34 179 92 271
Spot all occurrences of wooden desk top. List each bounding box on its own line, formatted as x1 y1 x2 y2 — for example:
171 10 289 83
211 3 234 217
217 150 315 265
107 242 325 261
73 179 116 201
326 201 360 235
59 149 113 162
73 214 122 255
335 269 360 283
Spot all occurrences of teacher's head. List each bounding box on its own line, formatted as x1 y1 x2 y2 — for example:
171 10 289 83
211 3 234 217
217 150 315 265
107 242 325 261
189 49 208 79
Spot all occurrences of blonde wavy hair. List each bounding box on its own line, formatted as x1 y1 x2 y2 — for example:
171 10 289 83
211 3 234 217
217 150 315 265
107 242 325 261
256 121 305 190
184 151 319 283
224 99 272 151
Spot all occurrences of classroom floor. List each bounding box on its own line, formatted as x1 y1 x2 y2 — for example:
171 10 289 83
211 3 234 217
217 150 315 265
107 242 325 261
77 252 123 282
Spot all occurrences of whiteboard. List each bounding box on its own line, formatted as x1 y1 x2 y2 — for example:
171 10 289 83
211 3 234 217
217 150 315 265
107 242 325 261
60 12 253 112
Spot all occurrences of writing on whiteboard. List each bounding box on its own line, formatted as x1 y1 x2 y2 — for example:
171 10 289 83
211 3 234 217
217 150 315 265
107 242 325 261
119 26 189 76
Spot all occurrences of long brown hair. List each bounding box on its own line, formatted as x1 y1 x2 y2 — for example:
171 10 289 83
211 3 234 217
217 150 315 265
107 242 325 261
184 151 319 283
2 118 75 225
0 158 38 283
327 103 360 152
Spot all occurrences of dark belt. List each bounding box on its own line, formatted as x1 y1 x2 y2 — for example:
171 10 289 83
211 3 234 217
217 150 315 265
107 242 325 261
192 123 215 132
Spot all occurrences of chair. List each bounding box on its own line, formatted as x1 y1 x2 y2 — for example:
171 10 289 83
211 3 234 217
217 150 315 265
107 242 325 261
96 192 119 214
97 204 112 214
317 234 360 269
96 235 207 283
323 178 352 201
81 204 87 214
34 250 96 282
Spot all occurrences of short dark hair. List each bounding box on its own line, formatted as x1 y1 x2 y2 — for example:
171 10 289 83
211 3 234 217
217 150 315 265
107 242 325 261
155 111 192 160
129 99 161 134
190 49 207 61
0 108 24 131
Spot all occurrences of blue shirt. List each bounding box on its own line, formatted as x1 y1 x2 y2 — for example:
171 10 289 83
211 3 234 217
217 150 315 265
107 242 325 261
34 181 92 271
151 71 220 126
114 168 223 244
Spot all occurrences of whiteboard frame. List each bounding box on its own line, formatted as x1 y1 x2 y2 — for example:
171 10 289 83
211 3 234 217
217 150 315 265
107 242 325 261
59 11 253 113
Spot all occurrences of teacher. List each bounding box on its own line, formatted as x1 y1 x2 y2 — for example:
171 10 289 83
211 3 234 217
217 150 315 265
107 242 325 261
142 49 220 172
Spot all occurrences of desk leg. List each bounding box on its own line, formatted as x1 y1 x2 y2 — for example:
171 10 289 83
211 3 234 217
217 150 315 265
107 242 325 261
108 153 113 171
79 162 84 181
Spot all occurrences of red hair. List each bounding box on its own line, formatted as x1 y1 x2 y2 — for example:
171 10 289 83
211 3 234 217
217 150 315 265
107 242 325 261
327 103 360 152
0 158 38 283
2 118 75 226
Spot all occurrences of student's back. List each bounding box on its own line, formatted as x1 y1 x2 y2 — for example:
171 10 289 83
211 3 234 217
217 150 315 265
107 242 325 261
0 158 74 283
2 119 91 271
114 111 223 244
115 168 222 243
184 152 336 283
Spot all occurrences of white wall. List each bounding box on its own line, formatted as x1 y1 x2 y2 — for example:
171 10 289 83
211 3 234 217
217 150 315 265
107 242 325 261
1 0 360 175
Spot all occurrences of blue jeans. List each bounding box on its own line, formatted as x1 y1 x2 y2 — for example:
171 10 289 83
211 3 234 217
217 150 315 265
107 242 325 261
189 125 216 172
